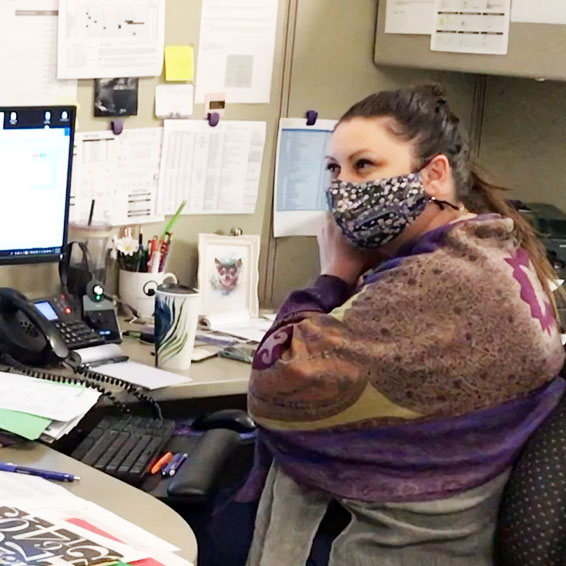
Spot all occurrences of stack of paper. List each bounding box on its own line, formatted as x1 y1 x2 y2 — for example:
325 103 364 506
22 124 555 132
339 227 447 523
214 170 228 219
199 312 273 342
0 372 100 442
0 473 192 566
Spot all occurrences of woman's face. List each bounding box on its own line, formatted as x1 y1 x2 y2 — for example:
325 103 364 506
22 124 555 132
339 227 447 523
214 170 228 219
326 116 416 184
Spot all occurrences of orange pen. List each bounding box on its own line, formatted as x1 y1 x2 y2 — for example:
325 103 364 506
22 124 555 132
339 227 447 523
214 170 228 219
150 451 173 475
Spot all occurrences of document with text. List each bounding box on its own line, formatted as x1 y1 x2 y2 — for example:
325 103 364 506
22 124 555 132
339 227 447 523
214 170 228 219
157 120 266 215
0 0 76 105
57 0 165 79
274 118 336 238
71 128 164 226
431 0 511 55
195 0 278 103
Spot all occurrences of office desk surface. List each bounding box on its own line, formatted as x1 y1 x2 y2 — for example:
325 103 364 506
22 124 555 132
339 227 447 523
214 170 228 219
1 442 198 563
120 337 251 401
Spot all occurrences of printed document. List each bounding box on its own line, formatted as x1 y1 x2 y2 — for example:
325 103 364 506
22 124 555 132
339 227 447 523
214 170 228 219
57 0 166 79
274 118 337 238
71 128 164 226
385 0 435 35
157 120 266 215
195 0 278 103
511 0 566 24
0 0 76 105
431 0 511 55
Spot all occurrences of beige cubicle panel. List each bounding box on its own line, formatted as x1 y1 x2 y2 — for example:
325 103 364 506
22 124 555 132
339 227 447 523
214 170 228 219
264 0 481 307
478 76 566 211
0 0 491 309
374 0 566 81
0 0 291 299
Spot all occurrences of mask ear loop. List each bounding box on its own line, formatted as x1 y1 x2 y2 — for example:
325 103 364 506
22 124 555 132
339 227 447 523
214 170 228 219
429 196 461 211
417 156 462 212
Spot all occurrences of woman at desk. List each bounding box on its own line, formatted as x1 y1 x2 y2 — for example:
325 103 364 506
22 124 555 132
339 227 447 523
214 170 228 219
206 85 565 566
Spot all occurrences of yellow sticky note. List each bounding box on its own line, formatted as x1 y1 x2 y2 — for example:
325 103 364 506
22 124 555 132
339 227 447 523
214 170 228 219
165 45 194 82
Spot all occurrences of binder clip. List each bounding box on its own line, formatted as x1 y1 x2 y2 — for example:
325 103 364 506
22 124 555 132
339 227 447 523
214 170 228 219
305 110 318 126
111 120 123 135
207 112 220 127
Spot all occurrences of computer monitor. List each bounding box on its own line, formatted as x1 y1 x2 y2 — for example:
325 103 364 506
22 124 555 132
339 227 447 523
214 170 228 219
0 106 75 264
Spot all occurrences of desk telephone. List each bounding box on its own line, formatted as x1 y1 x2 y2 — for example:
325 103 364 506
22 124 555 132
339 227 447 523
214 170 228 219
0 287 161 419
0 287 119 366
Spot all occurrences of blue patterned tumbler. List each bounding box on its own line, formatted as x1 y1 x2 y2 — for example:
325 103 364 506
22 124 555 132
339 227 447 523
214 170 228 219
155 284 200 370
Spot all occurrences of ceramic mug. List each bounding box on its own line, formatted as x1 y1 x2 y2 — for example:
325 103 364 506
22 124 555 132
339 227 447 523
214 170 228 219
155 284 200 371
118 270 177 320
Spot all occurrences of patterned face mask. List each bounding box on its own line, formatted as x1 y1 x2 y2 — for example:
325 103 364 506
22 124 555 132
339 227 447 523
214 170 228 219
326 172 430 249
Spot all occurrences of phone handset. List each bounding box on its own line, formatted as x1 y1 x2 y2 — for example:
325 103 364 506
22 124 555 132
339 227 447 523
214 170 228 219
0 288 69 366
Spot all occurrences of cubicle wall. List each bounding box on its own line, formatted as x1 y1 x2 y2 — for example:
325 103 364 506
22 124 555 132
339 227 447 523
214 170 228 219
265 0 480 307
477 77 566 211
6 0 563 310
374 0 566 81
3 0 291 298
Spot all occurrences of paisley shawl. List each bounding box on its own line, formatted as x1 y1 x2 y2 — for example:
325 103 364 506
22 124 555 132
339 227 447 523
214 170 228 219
242 215 565 503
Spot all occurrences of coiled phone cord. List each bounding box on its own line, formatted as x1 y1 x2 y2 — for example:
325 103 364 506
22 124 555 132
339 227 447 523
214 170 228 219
72 365 163 420
1 354 131 415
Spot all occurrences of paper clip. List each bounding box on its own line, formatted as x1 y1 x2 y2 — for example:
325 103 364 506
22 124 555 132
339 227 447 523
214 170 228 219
207 112 220 127
305 110 318 126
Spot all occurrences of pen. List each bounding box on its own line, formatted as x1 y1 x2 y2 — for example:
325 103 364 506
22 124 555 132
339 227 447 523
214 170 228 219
161 452 182 477
166 453 188 477
0 462 79 482
158 236 170 272
150 451 173 475
161 200 186 239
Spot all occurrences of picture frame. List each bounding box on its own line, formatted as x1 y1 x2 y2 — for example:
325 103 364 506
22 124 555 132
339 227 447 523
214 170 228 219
197 233 260 318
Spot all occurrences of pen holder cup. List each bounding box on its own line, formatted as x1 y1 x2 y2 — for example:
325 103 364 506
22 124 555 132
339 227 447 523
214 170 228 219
119 270 177 320
155 284 200 371
67 222 114 301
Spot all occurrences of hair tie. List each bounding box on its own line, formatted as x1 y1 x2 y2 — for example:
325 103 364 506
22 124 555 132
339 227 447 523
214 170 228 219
434 98 447 114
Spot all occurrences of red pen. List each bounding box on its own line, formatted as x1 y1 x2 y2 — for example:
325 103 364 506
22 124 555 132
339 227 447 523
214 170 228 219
147 236 159 272
158 237 169 272
150 451 173 475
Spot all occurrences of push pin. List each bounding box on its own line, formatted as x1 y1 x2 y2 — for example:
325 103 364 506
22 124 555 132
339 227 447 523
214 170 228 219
111 120 123 135
207 112 220 127
305 110 318 126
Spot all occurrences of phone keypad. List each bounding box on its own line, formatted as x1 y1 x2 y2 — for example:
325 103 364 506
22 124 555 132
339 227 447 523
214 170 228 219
54 320 102 349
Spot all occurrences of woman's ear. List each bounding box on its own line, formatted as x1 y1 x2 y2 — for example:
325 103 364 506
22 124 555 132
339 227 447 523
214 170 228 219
420 155 452 200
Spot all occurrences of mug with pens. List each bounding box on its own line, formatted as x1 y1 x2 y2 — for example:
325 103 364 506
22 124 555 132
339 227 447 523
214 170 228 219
117 201 186 320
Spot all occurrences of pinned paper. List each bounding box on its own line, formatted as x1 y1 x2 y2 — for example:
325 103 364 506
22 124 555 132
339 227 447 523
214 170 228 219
155 84 194 118
165 45 194 81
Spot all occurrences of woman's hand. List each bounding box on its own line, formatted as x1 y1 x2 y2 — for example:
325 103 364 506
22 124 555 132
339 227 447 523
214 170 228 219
318 213 382 286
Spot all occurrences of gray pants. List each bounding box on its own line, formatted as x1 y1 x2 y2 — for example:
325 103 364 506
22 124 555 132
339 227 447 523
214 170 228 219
246 463 509 566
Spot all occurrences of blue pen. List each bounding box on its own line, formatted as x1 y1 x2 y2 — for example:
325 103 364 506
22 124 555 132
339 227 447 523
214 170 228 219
161 452 182 477
166 453 188 477
0 462 79 482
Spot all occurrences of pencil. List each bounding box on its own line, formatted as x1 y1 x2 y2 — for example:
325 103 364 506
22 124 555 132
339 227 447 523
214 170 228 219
161 200 186 239
88 199 95 226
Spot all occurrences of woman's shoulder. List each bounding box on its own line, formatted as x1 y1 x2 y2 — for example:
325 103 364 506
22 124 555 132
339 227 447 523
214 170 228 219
363 215 518 291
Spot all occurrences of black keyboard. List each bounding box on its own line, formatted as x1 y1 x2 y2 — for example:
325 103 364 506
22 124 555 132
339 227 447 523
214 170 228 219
71 415 175 485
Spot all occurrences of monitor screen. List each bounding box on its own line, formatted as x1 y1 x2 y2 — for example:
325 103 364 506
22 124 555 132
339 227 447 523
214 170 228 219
0 106 75 264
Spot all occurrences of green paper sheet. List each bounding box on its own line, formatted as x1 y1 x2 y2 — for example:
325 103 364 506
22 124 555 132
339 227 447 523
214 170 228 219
0 409 51 440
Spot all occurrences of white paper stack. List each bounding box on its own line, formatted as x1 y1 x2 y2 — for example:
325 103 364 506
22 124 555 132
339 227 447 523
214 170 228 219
0 371 100 443
199 312 273 342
